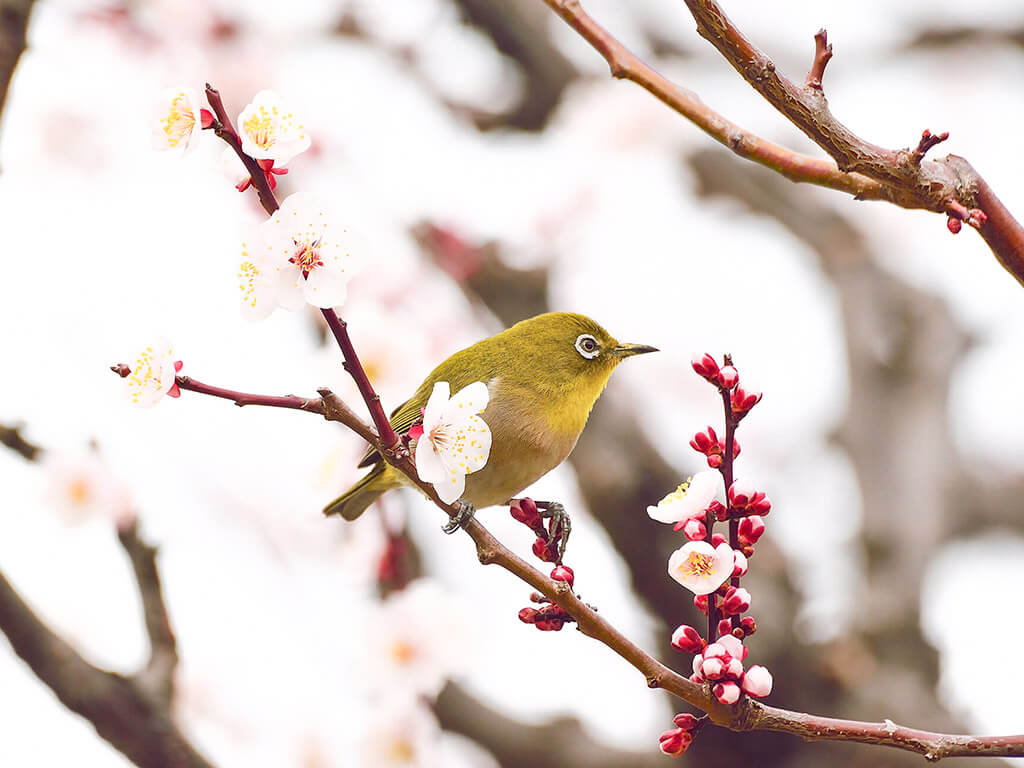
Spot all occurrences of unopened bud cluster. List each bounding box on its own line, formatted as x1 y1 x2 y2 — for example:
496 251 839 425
659 713 705 757
512 498 576 632
651 354 774 755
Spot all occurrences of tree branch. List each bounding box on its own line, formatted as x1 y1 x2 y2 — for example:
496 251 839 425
0 0 35 127
539 0 1024 286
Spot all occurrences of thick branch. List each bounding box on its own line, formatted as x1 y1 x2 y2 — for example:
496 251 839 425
0 568 215 768
0 0 35 126
0 422 40 460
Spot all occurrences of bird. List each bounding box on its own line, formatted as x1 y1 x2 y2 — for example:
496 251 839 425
323 312 657 530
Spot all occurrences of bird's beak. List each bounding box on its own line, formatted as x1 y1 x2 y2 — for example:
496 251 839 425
613 342 659 358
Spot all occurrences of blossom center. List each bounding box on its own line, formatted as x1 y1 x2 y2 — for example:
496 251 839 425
67 478 91 506
242 106 278 149
390 640 416 665
681 551 716 577
386 740 415 762
667 478 693 502
428 423 451 450
289 238 324 277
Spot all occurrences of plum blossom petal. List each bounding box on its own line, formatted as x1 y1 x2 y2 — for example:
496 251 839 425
667 541 734 595
125 340 178 407
237 90 311 165
152 86 202 153
647 471 721 524
414 381 491 504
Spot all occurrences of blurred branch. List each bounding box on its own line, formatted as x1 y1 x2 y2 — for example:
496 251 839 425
436 683 665 768
0 421 40 460
539 0 1024 287
0 432 215 768
0 0 34 126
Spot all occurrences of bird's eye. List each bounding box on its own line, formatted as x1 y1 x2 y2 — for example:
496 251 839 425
574 334 600 360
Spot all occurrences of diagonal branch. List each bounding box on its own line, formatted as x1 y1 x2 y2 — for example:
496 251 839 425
540 0 1024 286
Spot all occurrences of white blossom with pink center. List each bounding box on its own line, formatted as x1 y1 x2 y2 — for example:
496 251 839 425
414 381 491 505
124 340 180 407
237 90 311 165
238 192 360 319
667 541 733 595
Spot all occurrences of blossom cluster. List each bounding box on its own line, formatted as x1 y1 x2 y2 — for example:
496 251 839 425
648 353 773 756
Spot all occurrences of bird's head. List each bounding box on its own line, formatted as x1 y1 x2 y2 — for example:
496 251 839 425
508 312 657 393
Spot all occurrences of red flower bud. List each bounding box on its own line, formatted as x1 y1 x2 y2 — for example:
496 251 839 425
713 681 741 705
680 518 707 541
199 108 215 129
711 533 727 547
518 607 539 623
511 499 542 528
691 352 720 381
706 454 722 468
947 215 962 234
721 586 751 616
532 537 558 563
658 727 693 756
740 616 757 635
550 565 575 587
737 516 766 546
708 500 727 521
731 386 762 415
693 594 709 614
717 618 733 638
716 365 739 390
673 713 700 731
670 624 705 654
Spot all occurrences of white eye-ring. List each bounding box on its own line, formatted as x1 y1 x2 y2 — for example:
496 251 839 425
575 334 600 360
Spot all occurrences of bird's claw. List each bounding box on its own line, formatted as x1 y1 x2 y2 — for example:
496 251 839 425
539 501 572 561
442 500 476 534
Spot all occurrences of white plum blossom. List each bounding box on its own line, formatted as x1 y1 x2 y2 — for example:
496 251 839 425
414 381 491 505
237 90 310 165
647 470 721 524
220 147 250 187
366 579 470 698
667 541 733 595
42 451 133 526
151 86 203 153
125 341 180 406
360 697 443 768
238 192 360 319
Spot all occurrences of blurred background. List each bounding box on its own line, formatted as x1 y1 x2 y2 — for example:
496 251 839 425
1 0 1023 765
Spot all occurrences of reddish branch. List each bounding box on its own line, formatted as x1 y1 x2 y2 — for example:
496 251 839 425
540 0 1024 287
804 29 831 89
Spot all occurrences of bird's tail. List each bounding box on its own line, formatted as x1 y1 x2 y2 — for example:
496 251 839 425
323 464 396 521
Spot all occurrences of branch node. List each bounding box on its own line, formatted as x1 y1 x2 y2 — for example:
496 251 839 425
805 28 832 89
912 129 949 163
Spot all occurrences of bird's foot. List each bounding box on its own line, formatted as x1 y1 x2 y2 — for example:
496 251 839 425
442 500 475 534
537 501 572 562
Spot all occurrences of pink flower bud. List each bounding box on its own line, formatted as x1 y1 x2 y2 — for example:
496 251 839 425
689 429 716 453
713 681 741 705
693 594 709 614
725 656 744 680
689 672 704 684
722 586 751 616
740 616 757 636
701 657 725 680
738 516 765 546
691 352 720 380
518 607 539 623
728 480 754 507
659 727 693 756
550 565 575 588
717 633 747 661
711 533 727 547
709 500 728 522
199 108 215 129
732 550 748 577
742 665 773 697
717 618 733 638
682 518 707 541
707 454 723 469
673 713 700 731
731 386 762 415
716 365 739 390
671 624 705 654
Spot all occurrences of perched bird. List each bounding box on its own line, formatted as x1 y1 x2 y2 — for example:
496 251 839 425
323 312 656 526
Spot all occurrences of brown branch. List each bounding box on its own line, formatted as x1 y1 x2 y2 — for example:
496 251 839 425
0 422 40 460
539 0 1024 286
169 365 1024 760
117 520 178 706
0 0 35 127
804 28 832 89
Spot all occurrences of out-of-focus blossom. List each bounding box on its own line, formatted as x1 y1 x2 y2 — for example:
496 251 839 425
124 341 180 406
237 90 310 166
151 87 205 153
367 580 468 698
42 451 133 526
414 381 491 505
647 471 720 524
667 541 733 595
238 192 360 319
360 697 442 768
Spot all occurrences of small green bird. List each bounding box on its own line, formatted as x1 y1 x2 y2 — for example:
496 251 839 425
323 312 656 523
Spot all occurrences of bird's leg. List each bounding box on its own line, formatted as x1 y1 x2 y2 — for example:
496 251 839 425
442 500 475 534
536 501 572 561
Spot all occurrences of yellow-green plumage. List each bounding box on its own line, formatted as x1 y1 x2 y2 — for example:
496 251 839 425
324 312 656 520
